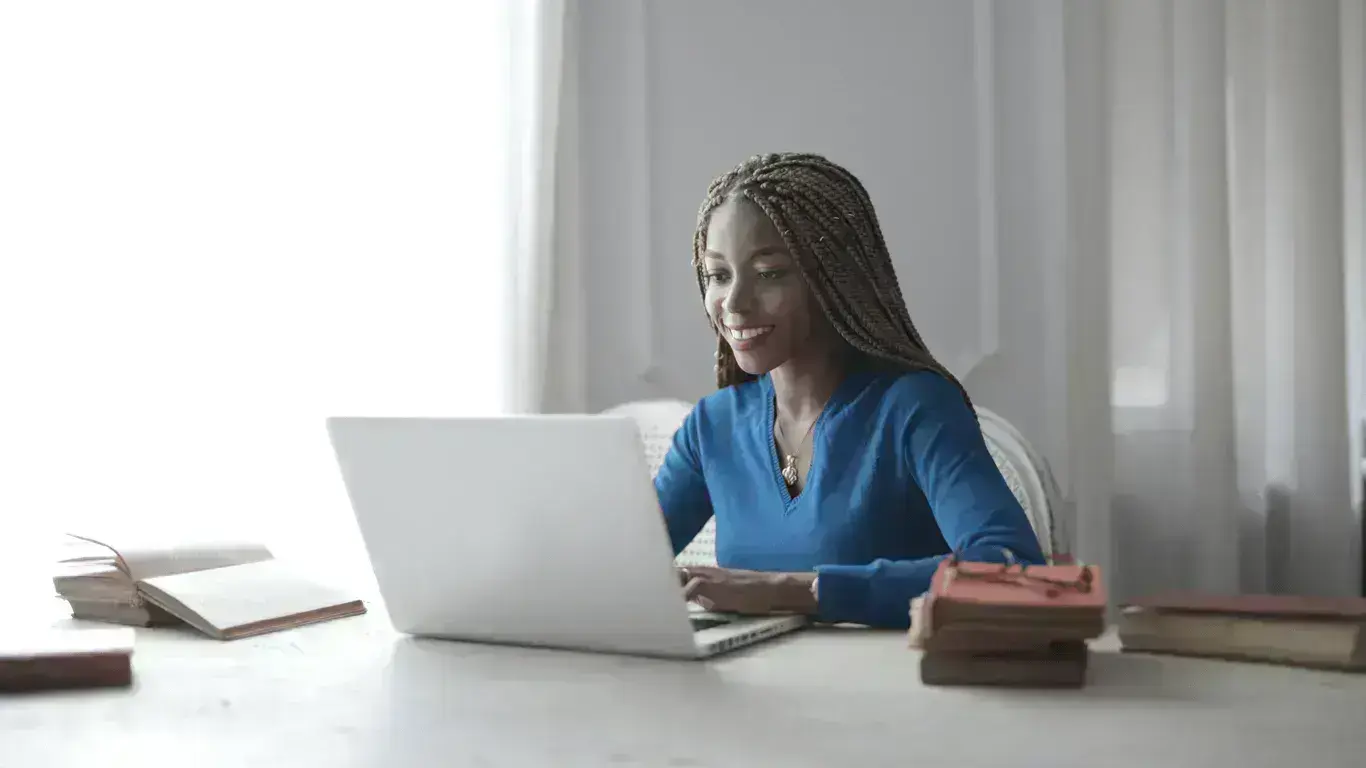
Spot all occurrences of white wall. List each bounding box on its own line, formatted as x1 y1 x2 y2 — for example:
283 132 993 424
568 0 1366 598
573 0 1077 496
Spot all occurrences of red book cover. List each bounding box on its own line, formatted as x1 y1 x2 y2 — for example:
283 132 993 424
928 557 1107 610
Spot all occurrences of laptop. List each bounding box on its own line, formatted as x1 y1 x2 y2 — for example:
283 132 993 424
325 414 806 659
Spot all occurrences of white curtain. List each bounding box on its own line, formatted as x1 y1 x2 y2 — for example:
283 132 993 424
0 2 571 601
1062 0 1365 599
507 0 581 414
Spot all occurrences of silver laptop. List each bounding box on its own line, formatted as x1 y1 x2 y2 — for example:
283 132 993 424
325 414 806 659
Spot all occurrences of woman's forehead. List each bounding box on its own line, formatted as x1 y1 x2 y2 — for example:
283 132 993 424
704 197 786 259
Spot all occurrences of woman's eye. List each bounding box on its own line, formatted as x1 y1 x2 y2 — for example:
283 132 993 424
757 269 785 280
705 272 730 285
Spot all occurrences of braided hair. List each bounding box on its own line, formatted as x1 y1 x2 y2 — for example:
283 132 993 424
692 152 972 410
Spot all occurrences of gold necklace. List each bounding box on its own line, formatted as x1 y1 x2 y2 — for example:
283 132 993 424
775 415 819 489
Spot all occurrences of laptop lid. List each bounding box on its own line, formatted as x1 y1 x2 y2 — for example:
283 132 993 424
325 415 701 658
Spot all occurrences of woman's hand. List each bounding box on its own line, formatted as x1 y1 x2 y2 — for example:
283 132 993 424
678 565 818 616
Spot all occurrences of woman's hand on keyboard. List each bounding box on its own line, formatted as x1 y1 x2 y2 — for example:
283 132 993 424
677 566 817 616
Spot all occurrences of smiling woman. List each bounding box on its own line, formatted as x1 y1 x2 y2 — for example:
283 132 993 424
659 152 1046 629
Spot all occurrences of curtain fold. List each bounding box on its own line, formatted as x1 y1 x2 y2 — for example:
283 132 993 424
1066 0 1365 599
506 0 581 414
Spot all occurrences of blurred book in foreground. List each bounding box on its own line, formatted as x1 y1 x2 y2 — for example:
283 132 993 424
0 627 135 692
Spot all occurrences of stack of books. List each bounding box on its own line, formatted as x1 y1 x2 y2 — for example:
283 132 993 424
909 556 1107 687
53 533 367 640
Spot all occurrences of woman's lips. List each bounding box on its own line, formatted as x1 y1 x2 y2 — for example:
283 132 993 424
726 324 774 351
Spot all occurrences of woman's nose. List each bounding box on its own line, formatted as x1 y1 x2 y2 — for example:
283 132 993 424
720 277 753 313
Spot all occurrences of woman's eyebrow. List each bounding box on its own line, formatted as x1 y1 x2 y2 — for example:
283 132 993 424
704 245 788 261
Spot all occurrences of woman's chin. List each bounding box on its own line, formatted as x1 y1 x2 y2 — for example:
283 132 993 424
731 349 785 376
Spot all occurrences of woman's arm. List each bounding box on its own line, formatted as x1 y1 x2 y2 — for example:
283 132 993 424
653 408 715 556
813 374 1046 629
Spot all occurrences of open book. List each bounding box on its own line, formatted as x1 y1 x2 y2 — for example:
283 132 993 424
54 533 366 640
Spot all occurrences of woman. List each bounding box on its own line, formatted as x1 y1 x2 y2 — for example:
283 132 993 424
656 152 1045 630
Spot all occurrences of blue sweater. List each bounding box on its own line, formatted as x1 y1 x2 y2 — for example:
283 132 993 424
654 366 1045 629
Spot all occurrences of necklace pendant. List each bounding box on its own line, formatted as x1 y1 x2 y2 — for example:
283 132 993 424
781 455 799 487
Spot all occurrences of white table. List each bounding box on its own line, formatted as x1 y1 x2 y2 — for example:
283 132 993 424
5 606 1366 768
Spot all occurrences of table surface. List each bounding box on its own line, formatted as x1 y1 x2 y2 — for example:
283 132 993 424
6 600 1366 768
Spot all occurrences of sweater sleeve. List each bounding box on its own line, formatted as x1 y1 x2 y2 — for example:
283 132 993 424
813 374 1046 628
653 406 715 556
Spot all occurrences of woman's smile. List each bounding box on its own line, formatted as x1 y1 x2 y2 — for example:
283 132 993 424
725 324 774 350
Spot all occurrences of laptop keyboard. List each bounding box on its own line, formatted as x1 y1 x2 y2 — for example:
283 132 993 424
689 616 732 632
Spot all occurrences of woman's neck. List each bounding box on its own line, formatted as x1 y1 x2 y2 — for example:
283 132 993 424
769 345 851 424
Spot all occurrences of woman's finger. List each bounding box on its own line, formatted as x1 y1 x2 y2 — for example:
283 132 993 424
684 578 726 612
683 576 707 600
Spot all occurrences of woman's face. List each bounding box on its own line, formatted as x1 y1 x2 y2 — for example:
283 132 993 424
701 197 827 375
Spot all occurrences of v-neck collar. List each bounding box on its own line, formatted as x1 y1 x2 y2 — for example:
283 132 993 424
760 369 866 510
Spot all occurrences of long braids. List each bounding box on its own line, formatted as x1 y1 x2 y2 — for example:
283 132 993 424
691 152 973 410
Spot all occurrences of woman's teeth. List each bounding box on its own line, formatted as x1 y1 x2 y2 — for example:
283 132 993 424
728 326 773 341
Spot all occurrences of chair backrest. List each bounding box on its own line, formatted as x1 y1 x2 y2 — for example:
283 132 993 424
601 399 718 566
602 399 1065 567
601 399 693 477
974 406 1066 560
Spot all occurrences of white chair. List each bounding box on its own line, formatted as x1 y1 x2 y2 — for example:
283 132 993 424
602 399 1066 567
974 406 1067 561
601 399 718 566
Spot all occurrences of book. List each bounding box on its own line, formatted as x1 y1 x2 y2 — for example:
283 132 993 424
909 557 1107 688
921 558 1107 642
1118 593 1366 672
0 627 135 692
53 533 366 640
54 533 274 625
919 640 1089 688
138 559 366 640
61 598 179 628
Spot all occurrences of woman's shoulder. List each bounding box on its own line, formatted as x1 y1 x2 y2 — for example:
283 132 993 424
880 367 966 402
689 378 766 428
847 367 974 426
852 366 963 404
668 381 764 458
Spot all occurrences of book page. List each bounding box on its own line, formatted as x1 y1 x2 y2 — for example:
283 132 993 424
57 534 119 566
137 559 364 639
66 532 274 581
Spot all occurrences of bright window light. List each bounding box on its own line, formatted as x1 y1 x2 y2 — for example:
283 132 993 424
0 2 513 596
